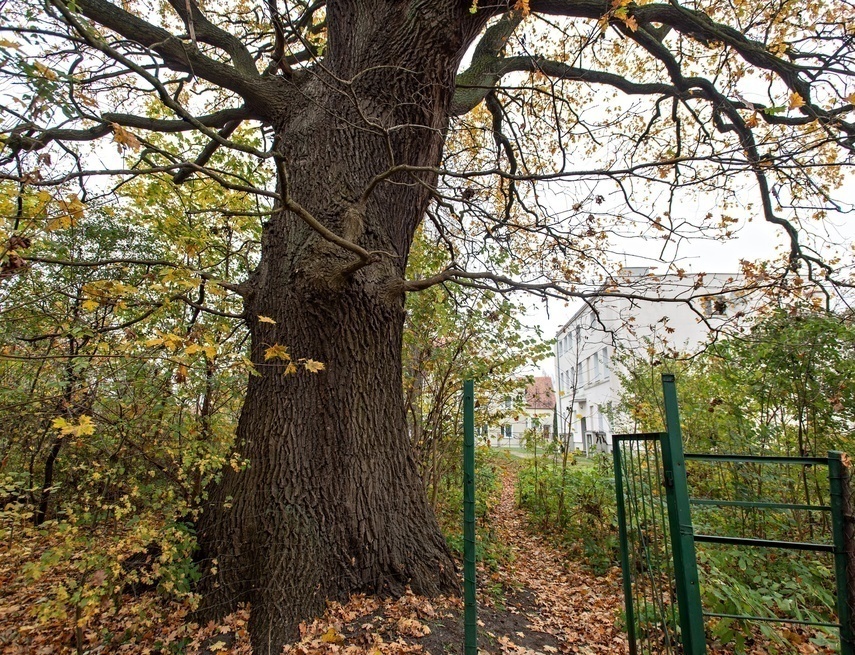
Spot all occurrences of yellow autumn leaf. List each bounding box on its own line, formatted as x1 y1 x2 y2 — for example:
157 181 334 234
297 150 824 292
513 0 530 16
47 195 85 231
320 627 344 644
264 344 291 361
111 123 142 152
61 195 85 221
0 38 20 49
304 359 325 373
35 190 52 212
82 299 99 311
184 344 202 355
257 315 276 324
45 215 71 232
241 356 261 376
284 362 298 375
52 415 95 437
33 61 57 80
788 92 805 110
75 415 95 436
846 92 855 105
163 334 184 351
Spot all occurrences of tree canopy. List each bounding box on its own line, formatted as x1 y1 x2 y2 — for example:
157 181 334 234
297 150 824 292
3 0 854 302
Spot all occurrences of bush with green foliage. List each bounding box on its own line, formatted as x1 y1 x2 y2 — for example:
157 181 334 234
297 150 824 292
437 447 513 571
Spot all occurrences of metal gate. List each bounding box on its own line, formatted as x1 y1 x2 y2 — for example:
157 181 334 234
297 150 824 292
614 374 854 654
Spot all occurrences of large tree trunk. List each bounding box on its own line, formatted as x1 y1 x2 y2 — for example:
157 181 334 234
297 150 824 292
196 4 484 651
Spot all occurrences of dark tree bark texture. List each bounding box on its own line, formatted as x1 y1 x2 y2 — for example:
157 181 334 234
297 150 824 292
195 4 489 651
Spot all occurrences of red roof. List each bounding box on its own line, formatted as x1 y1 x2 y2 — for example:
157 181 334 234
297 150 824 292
525 376 555 409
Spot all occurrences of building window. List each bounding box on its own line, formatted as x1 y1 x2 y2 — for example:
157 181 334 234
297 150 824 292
701 296 729 317
577 361 585 386
602 347 610 378
593 351 600 381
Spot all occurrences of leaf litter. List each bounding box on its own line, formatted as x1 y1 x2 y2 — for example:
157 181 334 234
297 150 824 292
0 466 834 653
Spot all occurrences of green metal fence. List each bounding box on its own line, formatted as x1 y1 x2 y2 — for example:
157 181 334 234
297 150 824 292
614 374 705 655
462 379 477 655
615 374 854 654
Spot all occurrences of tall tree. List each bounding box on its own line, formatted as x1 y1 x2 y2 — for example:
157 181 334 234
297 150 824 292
2 0 854 650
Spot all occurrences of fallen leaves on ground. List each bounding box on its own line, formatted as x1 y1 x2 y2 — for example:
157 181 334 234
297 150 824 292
0 464 836 654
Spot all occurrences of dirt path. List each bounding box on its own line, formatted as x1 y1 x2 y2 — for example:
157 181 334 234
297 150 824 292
280 463 629 655
472 465 628 655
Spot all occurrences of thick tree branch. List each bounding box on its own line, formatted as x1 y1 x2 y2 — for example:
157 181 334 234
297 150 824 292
451 10 525 115
46 0 275 161
72 0 282 118
3 108 252 158
172 119 243 183
452 54 683 116
402 268 776 305
164 0 258 76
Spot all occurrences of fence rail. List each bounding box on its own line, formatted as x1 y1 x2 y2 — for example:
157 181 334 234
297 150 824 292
614 374 855 654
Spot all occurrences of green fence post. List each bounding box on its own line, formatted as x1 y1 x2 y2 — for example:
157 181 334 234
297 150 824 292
829 451 855 655
613 438 638 655
463 380 477 655
661 374 706 654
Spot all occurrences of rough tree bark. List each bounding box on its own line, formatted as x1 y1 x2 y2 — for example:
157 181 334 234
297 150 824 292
195 4 488 651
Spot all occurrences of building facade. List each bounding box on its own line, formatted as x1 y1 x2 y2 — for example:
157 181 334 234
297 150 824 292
487 376 555 450
554 268 747 454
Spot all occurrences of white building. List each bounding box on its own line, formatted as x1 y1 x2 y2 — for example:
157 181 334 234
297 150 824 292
554 268 749 454
486 376 555 450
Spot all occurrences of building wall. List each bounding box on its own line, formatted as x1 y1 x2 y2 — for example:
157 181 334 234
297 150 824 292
485 407 554 449
553 269 746 453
